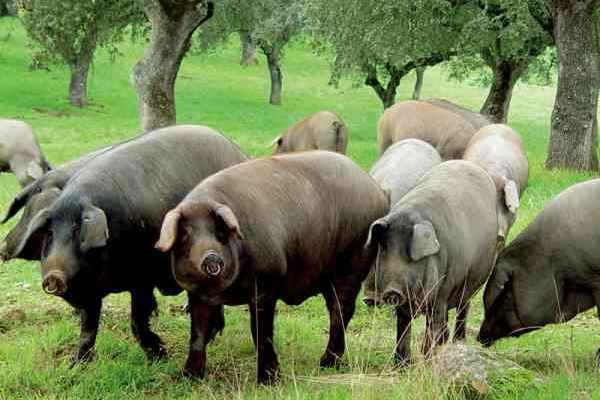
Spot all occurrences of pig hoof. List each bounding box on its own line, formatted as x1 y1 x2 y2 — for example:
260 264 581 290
70 349 97 368
146 344 168 361
319 353 343 369
393 355 411 369
182 359 206 379
257 365 280 385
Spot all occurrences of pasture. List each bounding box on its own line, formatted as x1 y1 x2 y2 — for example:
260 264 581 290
1 17 600 399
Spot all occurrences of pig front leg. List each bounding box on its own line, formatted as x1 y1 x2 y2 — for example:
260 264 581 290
183 293 224 378
453 301 470 342
394 308 412 366
422 302 449 358
71 298 102 367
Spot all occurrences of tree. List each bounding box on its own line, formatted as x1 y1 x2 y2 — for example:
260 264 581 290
198 0 305 106
308 0 469 109
19 0 141 107
444 1 553 123
546 0 599 170
239 30 258 66
133 1 214 131
0 0 16 16
412 67 426 100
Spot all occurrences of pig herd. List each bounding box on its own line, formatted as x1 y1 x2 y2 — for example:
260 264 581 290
0 99 599 385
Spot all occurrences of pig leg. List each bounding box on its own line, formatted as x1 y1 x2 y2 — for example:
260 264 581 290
249 293 279 384
320 278 361 368
71 299 102 367
394 308 412 367
130 288 167 360
421 302 449 358
183 293 225 378
453 302 470 342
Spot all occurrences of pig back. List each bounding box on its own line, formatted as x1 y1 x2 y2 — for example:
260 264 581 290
64 126 247 239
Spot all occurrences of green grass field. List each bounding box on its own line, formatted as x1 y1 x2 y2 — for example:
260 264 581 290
1 17 600 399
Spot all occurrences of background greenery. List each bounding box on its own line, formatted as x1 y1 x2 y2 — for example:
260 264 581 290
0 18 599 399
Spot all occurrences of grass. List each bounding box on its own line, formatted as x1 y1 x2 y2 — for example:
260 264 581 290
1 16 600 399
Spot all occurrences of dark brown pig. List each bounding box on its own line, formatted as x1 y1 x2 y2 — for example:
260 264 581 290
463 124 529 242
0 146 114 262
478 179 600 361
155 151 389 384
270 111 348 154
377 100 479 159
11 125 247 365
363 139 442 306
365 160 498 365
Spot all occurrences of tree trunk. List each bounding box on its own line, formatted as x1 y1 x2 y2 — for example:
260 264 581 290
239 30 258 66
480 59 526 123
68 42 96 107
0 1 7 16
261 43 283 105
412 67 425 100
133 1 214 131
364 64 405 109
546 0 599 171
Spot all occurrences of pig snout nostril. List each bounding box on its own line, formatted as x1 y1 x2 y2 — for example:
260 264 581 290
42 273 67 296
382 289 405 307
363 297 376 308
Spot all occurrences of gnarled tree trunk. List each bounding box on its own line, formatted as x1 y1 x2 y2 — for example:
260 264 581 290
412 67 425 100
260 42 284 105
133 1 214 131
365 64 405 109
480 59 526 123
68 32 97 107
546 0 599 171
239 30 258 66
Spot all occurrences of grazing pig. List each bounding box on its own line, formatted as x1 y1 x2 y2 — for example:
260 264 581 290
377 100 479 160
0 119 51 187
363 139 442 306
11 125 247 365
0 146 114 262
365 160 498 364
478 179 600 358
155 151 389 384
270 111 348 154
463 124 529 242
424 98 491 130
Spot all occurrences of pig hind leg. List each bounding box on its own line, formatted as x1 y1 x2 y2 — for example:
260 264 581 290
249 291 279 384
130 288 167 360
320 272 362 368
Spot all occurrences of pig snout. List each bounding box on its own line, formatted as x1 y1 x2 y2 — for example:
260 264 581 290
382 287 406 307
42 272 68 296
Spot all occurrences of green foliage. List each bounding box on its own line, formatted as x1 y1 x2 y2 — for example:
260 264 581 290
198 0 305 57
18 0 144 67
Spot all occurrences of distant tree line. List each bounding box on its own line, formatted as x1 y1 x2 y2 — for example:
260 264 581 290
1 0 598 171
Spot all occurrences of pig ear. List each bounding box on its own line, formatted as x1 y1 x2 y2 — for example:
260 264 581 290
503 179 519 214
80 206 109 252
2 182 38 223
268 135 283 148
484 263 513 309
155 209 181 252
12 208 51 258
364 218 388 249
26 161 44 181
410 221 440 261
214 204 244 240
